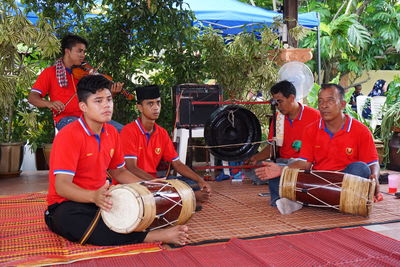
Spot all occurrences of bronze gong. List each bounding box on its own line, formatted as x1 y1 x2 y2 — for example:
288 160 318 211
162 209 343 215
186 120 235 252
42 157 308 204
204 105 261 161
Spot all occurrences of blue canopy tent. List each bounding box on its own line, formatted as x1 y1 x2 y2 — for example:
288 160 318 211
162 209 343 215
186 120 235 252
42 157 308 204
183 0 319 35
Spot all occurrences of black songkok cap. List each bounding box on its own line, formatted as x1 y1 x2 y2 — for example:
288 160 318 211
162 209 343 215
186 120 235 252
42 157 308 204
136 85 160 101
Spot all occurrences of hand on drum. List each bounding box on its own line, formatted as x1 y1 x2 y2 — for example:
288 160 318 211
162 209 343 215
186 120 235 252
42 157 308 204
255 161 283 180
370 174 383 202
94 181 112 211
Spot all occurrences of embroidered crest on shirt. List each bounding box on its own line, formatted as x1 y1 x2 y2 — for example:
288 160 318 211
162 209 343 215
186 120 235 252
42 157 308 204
155 148 161 154
292 140 302 152
345 147 353 155
110 148 114 157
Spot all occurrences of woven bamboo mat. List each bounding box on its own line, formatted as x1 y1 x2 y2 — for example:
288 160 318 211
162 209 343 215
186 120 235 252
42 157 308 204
1 181 399 265
0 193 161 266
186 180 400 244
64 227 400 266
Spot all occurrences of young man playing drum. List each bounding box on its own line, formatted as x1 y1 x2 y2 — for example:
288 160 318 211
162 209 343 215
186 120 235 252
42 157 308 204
246 80 320 206
45 75 189 246
256 83 382 213
120 85 211 209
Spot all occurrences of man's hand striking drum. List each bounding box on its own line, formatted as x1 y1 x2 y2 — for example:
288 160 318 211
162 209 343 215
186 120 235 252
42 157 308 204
255 161 283 180
94 180 112 212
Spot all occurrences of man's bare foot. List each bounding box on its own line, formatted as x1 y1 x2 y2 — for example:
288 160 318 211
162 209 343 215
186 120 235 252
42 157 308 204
195 190 210 203
144 225 189 245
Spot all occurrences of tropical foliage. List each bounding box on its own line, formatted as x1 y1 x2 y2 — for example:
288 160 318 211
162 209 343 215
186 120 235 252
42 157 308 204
300 0 399 82
22 0 203 131
239 0 400 83
0 0 59 143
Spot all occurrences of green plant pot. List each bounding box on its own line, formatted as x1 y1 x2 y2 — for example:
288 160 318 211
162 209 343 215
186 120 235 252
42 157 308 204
0 142 24 177
35 147 48 170
43 143 52 168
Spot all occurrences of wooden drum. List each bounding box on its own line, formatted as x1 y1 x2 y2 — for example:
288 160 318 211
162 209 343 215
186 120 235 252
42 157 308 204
280 167 376 217
101 179 196 233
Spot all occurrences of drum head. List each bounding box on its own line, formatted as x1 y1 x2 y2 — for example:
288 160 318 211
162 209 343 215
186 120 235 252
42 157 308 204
101 185 144 234
204 105 261 161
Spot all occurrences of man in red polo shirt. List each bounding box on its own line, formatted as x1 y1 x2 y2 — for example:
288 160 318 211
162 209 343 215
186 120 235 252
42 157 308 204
45 75 189 246
256 83 381 211
246 81 320 206
120 85 211 209
28 34 123 131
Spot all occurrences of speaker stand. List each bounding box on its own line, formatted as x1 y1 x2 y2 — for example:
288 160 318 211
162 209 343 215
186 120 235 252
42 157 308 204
172 127 229 176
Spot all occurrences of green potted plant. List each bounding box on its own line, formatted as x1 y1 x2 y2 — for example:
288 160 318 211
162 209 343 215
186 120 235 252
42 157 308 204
199 26 280 126
0 0 59 176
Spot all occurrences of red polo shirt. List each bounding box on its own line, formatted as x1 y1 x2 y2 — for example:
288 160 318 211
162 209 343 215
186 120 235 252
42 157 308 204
47 117 125 205
298 115 379 171
120 119 179 177
31 65 81 123
268 104 320 159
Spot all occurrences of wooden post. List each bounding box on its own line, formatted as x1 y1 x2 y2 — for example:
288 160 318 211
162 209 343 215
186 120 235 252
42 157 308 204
283 0 298 48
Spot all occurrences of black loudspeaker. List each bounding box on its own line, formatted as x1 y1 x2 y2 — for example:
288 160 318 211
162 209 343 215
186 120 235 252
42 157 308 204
173 84 223 128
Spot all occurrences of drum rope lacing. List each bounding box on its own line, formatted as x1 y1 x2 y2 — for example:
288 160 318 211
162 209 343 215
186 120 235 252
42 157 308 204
294 172 343 210
190 140 273 149
149 182 183 231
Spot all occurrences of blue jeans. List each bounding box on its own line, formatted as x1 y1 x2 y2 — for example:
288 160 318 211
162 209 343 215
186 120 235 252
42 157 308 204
268 161 371 206
268 158 292 206
342 161 371 178
56 116 124 132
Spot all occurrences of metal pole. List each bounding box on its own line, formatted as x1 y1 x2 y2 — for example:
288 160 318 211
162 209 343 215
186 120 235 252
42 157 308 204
187 98 193 168
317 13 322 85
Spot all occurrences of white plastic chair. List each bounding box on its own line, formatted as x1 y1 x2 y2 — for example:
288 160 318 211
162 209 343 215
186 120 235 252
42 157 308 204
356 95 369 118
370 96 386 130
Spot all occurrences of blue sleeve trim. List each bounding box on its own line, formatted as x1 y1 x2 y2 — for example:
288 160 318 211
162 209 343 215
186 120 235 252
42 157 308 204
117 162 126 168
54 170 75 176
124 155 137 159
367 161 379 166
31 89 43 94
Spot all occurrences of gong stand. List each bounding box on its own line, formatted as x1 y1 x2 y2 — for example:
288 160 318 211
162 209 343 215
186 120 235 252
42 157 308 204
189 100 271 170
270 100 278 163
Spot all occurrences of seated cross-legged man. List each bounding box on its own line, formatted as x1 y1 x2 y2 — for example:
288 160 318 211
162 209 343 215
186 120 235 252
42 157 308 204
255 83 382 214
120 85 211 210
245 81 320 206
45 75 189 246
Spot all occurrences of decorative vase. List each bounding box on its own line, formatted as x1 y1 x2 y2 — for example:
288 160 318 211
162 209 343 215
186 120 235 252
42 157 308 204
43 143 52 168
0 142 24 177
374 140 384 165
35 144 52 170
269 48 313 66
388 130 400 171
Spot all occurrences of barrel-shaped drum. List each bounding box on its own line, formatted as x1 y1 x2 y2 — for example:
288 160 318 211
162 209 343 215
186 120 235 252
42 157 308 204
280 167 376 217
101 179 196 233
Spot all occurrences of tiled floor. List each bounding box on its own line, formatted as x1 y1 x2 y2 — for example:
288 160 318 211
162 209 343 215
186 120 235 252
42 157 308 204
1 170 400 242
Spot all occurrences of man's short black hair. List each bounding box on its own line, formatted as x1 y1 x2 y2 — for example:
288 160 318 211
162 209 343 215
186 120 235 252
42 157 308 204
270 80 296 98
61 34 88 56
320 83 345 100
77 75 112 103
